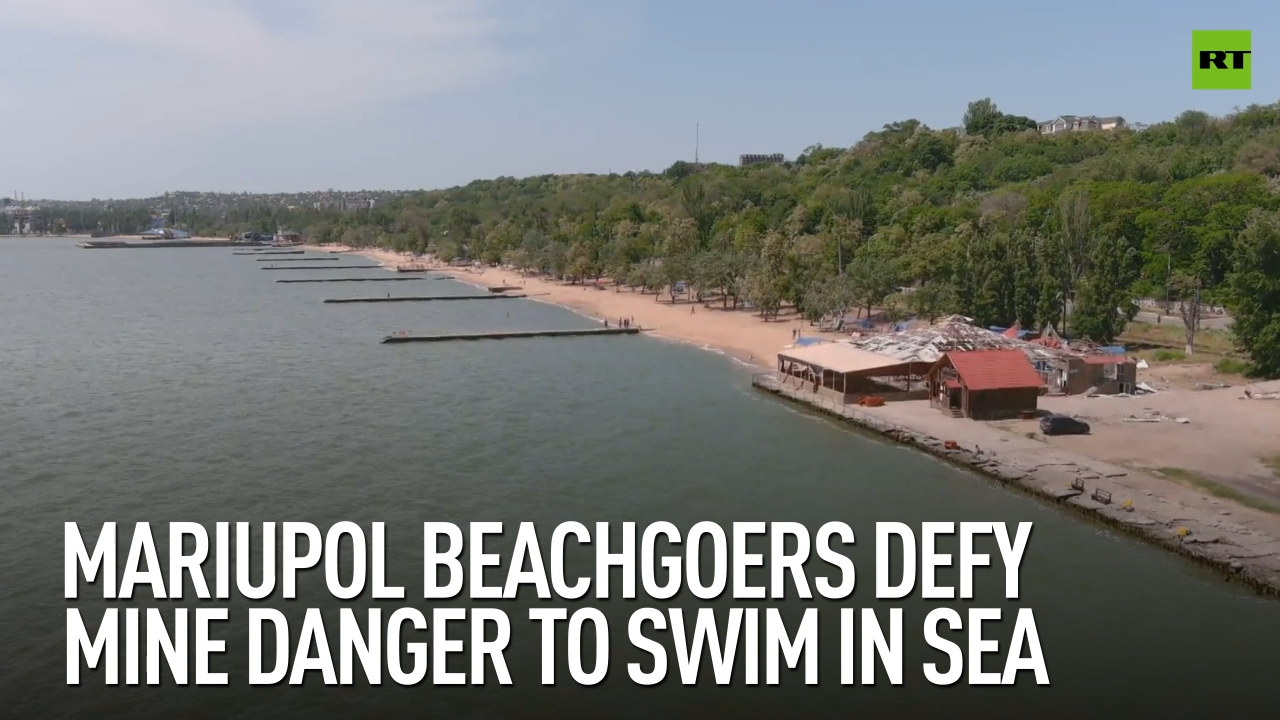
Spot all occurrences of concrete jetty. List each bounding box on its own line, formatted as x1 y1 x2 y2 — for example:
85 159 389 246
261 265 383 271
276 277 443 284
382 327 642 343
234 250 305 255
749 372 1280 597
79 240 243 249
255 257 341 262
325 294 525 303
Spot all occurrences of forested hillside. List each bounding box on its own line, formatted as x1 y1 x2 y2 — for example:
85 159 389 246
63 99 1280 375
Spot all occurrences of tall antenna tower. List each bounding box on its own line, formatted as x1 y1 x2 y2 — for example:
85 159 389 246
695 123 700 163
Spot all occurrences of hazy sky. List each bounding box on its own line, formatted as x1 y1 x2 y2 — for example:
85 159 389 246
1 0 1275 199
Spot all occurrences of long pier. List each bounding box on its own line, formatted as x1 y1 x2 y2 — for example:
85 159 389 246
255 257 341 262
276 277 448 284
79 240 244 249
262 265 384 271
382 327 642 343
234 250 305 255
325 294 524 303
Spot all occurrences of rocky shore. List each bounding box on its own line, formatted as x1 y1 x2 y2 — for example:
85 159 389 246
751 374 1280 597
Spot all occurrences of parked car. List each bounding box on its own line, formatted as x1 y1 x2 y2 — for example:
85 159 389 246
1039 414 1091 436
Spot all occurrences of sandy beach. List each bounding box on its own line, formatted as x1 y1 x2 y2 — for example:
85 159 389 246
304 245 846 367
310 245 1280 500
294 243 1280 589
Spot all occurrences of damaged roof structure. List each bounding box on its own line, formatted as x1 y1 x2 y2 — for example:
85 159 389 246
845 318 1066 365
837 317 1145 396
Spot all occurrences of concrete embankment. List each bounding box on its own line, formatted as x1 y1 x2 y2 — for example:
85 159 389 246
751 373 1280 597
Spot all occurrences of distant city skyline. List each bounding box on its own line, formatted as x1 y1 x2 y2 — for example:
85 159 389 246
1 0 1276 200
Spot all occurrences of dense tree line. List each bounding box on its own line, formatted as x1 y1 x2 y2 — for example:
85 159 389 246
55 99 1280 375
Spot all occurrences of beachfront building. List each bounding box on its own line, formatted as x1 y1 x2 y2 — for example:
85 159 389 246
846 317 1139 397
775 343 930 404
926 349 1044 420
1048 354 1139 395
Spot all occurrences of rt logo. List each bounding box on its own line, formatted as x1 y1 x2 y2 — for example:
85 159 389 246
1192 30 1251 90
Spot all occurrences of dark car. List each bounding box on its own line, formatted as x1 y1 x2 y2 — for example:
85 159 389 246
1039 414 1091 436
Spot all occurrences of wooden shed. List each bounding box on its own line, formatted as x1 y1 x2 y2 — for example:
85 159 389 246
927 349 1045 420
776 343 928 404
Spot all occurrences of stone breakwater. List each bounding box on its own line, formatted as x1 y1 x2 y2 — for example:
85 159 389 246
751 373 1280 597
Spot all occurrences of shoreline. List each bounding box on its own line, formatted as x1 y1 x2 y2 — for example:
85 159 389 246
303 244 840 368
309 244 1280 595
753 375 1280 596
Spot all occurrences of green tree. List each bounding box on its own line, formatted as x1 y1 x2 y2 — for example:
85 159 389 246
907 281 957 322
1227 210 1280 377
1071 238 1137 342
47 99 1280 372
963 98 1037 139
1056 189 1094 335
845 240 902 318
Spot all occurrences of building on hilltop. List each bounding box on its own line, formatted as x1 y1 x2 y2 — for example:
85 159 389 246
740 153 784 167
1038 115 1126 135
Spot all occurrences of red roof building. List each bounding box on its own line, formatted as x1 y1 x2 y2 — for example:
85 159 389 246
926 349 1043 420
946 349 1045 391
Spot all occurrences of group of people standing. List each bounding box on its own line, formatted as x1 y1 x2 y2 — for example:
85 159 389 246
604 317 636 328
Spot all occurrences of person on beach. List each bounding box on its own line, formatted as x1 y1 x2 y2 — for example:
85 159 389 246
604 319 609 327
691 305 695 314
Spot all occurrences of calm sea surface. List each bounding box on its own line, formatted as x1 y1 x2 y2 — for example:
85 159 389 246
1 237 1278 718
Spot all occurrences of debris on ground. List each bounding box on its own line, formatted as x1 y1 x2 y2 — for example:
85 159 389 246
1121 411 1191 424
1088 382 1158 398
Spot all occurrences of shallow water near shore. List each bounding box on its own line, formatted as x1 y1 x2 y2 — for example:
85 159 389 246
2 237 1279 718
